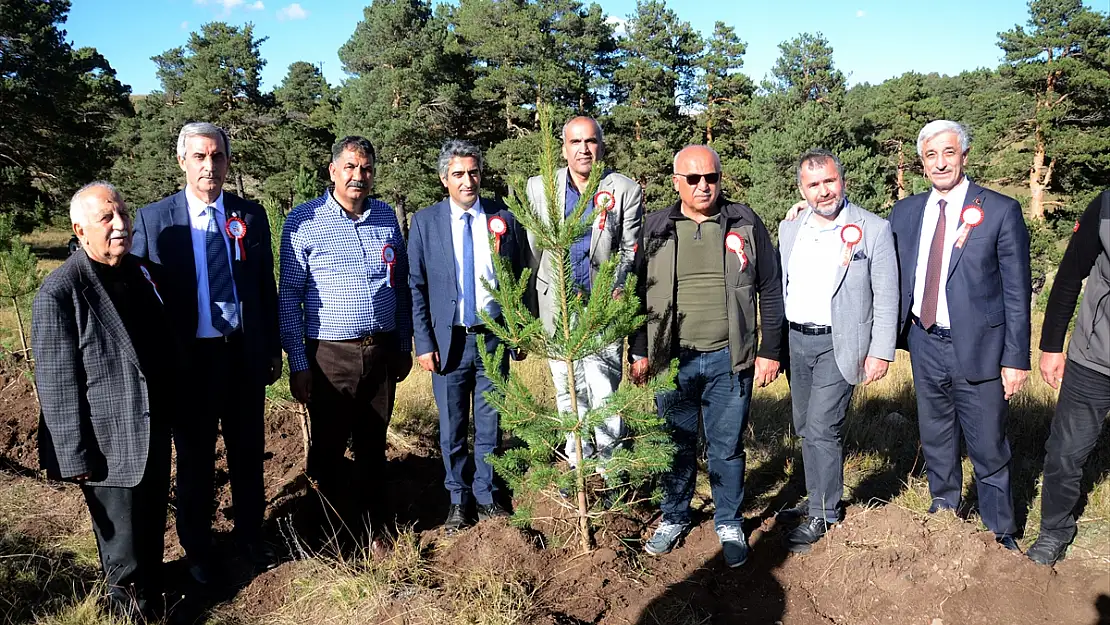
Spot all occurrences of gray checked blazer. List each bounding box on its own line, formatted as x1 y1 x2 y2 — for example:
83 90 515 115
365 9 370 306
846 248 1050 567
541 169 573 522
778 201 899 385
33 251 166 487
525 167 643 334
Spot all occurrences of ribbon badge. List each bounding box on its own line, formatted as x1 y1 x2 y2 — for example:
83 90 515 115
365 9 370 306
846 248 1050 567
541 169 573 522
139 264 163 305
725 232 748 272
955 199 984 249
488 215 507 254
594 190 615 231
225 216 247 261
382 244 396 288
840 224 863 266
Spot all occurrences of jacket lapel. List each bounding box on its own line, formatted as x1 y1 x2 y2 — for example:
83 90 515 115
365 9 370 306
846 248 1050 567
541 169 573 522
778 209 804 279
947 181 984 280
902 192 929 297
555 168 568 217
171 190 199 296
435 200 457 287
77 252 142 371
831 202 864 296
588 173 611 259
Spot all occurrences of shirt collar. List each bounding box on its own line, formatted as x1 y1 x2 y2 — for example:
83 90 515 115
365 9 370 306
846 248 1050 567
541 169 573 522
184 186 225 217
927 176 970 208
450 198 482 219
325 189 376 221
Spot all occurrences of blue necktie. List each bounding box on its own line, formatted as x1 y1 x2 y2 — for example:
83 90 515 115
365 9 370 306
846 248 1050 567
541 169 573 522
462 212 477 327
206 207 239 335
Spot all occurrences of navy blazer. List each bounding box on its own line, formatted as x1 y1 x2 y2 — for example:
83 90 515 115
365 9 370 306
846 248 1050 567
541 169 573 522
408 198 525 367
132 190 281 385
889 181 1031 382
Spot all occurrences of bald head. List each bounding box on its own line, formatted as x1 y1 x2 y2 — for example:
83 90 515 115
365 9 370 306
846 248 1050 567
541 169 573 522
672 145 722 216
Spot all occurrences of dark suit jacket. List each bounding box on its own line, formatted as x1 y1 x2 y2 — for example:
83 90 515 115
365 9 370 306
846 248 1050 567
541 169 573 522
33 252 167 487
132 190 280 386
889 180 1031 382
408 197 525 367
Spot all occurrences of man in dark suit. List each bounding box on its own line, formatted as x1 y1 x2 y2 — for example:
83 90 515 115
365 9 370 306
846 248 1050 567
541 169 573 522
408 139 526 533
888 120 1031 550
132 122 282 582
35 182 176 621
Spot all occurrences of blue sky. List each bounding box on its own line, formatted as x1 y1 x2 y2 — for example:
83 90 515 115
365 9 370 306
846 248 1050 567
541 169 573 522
64 0 1091 95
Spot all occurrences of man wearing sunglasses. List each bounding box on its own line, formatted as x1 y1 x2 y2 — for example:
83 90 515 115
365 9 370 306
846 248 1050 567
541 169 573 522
630 145 785 568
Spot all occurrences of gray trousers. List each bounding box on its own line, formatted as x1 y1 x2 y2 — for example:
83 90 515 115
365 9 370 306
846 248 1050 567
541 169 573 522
549 342 624 470
787 330 856 523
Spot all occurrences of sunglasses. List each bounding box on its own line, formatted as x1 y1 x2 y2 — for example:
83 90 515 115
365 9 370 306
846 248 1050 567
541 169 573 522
674 172 721 186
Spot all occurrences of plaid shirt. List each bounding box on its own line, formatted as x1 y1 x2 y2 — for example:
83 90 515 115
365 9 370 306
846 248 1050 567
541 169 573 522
279 191 412 372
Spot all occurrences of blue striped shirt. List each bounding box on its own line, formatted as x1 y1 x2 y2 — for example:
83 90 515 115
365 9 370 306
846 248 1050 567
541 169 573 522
279 191 412 372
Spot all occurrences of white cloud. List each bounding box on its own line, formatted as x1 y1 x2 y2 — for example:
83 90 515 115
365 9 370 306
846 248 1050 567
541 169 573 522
856 9 866 17
248 0 264 9
180 21 189 30
277 3 308 20
195 0 244 16
605 15 627 38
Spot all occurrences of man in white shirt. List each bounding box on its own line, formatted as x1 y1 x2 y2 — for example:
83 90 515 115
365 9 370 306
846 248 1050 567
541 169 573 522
778 149 898 553
408 140 527 534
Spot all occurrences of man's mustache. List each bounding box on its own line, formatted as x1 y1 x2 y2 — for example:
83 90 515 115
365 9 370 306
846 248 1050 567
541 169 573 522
347 181 367 189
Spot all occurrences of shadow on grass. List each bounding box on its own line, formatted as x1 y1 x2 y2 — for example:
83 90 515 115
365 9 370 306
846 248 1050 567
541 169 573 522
0 523 101 624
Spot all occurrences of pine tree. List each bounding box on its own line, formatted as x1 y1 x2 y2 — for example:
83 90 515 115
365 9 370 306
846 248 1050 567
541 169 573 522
0 216 42 373
478 105 675 553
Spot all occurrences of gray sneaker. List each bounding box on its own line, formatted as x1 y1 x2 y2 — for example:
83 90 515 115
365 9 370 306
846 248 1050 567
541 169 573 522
644 521 689 555
717 524 749 567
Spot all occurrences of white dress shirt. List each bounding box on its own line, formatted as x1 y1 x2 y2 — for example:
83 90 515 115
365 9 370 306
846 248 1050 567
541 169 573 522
785 208 847 326
184 187 241 338
911 176 970 329
450 199 499 326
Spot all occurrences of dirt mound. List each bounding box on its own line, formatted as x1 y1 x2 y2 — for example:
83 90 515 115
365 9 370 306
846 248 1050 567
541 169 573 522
0 364 42 471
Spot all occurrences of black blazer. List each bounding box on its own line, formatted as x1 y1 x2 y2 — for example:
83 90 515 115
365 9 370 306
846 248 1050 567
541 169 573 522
132 190 281 385
33 252 169 487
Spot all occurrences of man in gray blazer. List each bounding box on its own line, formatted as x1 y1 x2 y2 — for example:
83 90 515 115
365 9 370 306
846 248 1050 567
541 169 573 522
35 182 177 621
525 116 643 474
778 149 898 553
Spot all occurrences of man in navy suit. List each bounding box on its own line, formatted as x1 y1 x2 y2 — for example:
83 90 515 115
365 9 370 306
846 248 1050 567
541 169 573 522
132 122 282 582
408 139 526 534
888 120 1031 550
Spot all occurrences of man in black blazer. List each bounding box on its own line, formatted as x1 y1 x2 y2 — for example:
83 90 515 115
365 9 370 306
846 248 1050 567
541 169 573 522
888 120 1031 550
132 122 282 582
35 182 176 621
408 139 526 533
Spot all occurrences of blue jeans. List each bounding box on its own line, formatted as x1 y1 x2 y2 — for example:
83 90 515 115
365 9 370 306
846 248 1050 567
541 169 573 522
656 347 754 528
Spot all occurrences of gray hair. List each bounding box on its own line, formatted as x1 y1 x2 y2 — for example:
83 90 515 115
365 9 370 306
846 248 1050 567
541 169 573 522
673 145 721 172
916 120 969 159
69 181 123 226
332 136 376 165
177 122 231 160
796 148 844 185
437 139 484 177
561 116 605 144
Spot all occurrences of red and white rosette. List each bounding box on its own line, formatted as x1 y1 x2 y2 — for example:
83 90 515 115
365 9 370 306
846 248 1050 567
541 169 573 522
725 232 748 272
955 203 984 249
139 264 163 305
382 244 396 288
225 216 247 261
840 224 862 266
594 190 615 230
488 215 507 254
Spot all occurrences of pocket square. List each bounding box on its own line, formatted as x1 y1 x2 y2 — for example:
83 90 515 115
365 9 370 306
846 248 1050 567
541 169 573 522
851 250 868 261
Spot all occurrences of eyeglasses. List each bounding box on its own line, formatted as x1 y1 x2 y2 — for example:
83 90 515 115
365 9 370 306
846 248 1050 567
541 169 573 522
674 172 721 186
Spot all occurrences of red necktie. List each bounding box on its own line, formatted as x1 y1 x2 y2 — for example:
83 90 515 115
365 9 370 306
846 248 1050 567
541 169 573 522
919 199 947 329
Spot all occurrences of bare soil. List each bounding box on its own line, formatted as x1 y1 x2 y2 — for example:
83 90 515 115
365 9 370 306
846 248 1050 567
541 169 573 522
2 360 1108 625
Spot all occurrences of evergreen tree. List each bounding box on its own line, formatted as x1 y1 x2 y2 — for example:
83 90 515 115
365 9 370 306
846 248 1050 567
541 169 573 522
859 72 944 201
998 0 1110 218
259 62 336 208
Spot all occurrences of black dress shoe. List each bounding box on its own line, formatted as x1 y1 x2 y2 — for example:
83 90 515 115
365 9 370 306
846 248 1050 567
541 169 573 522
477 501 510 521
785 517 829 554
242 539 279 571
1026 532 1073 565
996 535 1021 552
444 503 471 534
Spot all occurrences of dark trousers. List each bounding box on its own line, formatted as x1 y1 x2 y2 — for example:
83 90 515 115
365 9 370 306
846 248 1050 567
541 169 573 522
656 347 754 529
907 322 1016 536
787 331 856 523
432 328 508 506
82 427 171 620
305 336 395 533
175 334 266 564
1039 358 1110 539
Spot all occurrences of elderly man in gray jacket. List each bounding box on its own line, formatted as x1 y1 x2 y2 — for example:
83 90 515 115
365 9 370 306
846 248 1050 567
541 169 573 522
778 149 899 553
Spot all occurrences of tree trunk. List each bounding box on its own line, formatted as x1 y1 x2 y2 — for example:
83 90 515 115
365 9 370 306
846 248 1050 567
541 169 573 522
395 198 409 239
11 296 37 406
564 357 592 553
896 147 906 200
236 172 247 200
1029 126 1048 220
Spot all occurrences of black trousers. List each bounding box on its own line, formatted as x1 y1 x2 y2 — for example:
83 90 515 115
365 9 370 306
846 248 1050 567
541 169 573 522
82 426 171 620
174 334 267 564
305 336 396 535
1039 358 1110 539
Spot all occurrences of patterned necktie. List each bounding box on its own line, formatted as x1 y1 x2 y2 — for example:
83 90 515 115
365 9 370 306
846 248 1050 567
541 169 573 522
206 206 239 335
462 212 477 327
919 199 947 330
